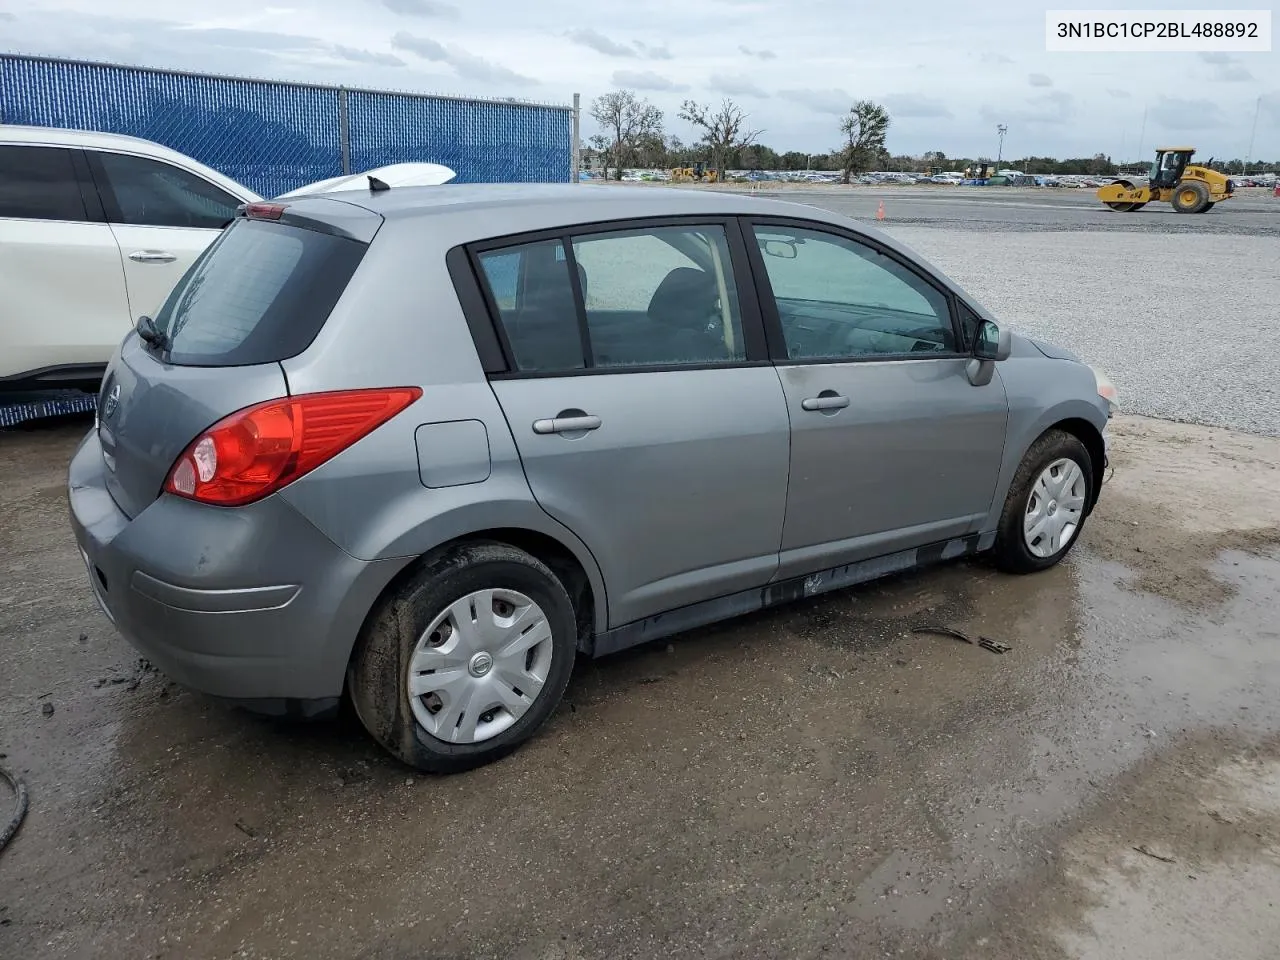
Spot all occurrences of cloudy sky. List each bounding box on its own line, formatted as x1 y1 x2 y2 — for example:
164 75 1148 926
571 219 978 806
1 0 1275 161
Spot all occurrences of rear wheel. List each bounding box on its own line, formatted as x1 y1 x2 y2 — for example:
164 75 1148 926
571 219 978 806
1197 202 1215 213
991 430 1094 574
349 542 578 773
1172 180 1210 214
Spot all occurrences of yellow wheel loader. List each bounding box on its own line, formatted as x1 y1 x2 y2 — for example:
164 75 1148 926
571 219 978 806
1096 147 1235 213
669 161 718 184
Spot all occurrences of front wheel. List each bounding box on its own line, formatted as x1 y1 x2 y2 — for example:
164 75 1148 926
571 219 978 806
990 430 1094 573
348 542 578 773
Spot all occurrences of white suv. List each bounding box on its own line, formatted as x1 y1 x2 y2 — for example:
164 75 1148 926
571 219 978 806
0 125 456 392
1 125 259 391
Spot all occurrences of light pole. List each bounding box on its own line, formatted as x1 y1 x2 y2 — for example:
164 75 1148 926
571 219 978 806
996 124 1008 171
1245 96 1261 176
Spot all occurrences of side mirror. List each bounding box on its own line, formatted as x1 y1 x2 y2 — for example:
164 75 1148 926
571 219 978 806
966 319 1011 386
973 319 1011 361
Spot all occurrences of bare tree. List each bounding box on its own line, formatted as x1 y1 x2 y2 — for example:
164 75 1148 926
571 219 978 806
589 89 664 181
678 98 762 180
839 100 891 183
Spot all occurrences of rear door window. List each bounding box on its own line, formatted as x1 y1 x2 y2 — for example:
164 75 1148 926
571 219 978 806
0 145 90 221
92 151 241 229
150 218 366 366
474 223 747 373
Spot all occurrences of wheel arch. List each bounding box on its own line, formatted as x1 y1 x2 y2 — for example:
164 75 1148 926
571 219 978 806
1049 417 1107 512
985 395 1109 534
354 523 606 665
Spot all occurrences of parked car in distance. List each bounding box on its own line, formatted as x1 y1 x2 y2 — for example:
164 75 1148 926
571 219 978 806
68 184 1115 773
0 124 454 392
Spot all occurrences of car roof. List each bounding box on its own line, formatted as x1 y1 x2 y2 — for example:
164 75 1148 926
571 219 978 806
3 122 184 157
328 182 841 230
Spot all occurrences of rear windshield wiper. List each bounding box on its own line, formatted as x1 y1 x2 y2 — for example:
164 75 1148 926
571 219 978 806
136 315 169 352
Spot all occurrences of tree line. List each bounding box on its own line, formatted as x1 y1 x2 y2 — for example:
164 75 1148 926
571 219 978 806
586 90 1279 179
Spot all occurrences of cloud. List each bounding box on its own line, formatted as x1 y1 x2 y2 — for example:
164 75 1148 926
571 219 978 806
381 0 458 16
634 40 672 60
981 52 1014 65
709 73 769 98
1028 73 1052 87
565 29 670 60
882 93 952 118
566 28 637 57
778 87 851 115
332 45 405 67
170 25 320 51
1196 52 1254 81
391 31 535 84
1106 87 1131 99
982 90 1073 126
739 44 776 60
1149 96 1225 130
0 11 14 20
611 69 688 92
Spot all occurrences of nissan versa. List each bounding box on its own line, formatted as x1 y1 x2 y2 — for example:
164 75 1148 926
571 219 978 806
68 184 1116 773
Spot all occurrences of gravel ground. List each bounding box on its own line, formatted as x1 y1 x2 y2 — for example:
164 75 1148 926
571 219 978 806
878 226 1280 436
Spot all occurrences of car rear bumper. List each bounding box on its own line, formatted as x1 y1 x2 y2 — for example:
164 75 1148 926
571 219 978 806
67 429 409 703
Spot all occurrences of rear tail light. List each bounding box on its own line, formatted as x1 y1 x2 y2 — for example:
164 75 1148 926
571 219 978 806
163 387 421 507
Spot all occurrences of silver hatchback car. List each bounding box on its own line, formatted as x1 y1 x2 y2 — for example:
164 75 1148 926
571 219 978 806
69 184 1113 772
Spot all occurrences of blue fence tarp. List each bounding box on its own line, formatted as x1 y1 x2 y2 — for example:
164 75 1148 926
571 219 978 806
0 54 573 196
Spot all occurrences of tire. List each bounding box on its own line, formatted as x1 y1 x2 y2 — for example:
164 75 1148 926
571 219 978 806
1171 180 1210 214
1197 202 1215 213
348 542 578 773
990 429 1095 574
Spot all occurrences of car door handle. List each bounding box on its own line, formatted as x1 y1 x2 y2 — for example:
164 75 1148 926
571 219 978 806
128 250 177 264
801 395 850 411
532 415 602 435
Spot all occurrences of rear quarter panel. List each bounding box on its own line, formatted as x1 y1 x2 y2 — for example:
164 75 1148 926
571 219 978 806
276 215 609 630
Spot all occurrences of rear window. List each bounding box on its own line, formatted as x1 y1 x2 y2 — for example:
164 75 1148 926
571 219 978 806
150 218 366 366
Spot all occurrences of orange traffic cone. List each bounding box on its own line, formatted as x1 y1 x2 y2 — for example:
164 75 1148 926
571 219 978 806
876 200 886 221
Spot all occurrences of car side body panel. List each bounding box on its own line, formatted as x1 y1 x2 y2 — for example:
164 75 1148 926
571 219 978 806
0 216 131 383
277 215 611 631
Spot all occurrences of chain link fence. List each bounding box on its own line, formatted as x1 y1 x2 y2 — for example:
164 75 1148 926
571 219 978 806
1 54 576 196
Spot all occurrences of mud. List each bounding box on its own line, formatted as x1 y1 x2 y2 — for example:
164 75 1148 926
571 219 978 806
2 413 1280 960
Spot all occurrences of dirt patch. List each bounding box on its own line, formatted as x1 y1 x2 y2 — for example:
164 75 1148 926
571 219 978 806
1084 415 1280 607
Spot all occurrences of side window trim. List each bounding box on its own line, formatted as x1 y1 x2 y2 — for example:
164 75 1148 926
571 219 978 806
445 244 509 374
561 238 595 367
69 149 107 223
85 148 241 229
459 215 771 378
743 216 966 365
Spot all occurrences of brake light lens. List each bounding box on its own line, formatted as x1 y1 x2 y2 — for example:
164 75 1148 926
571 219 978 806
243 202 287 220
163 387 421 507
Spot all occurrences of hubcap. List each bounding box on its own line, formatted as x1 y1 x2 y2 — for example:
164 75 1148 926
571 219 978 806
407 588 554 745
1023 457 1086 559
